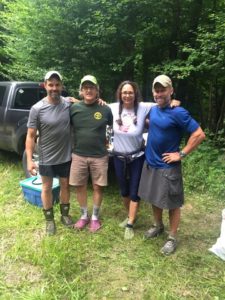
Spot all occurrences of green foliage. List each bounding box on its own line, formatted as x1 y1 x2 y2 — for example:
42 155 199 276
152 2 225 132
183 130 225 198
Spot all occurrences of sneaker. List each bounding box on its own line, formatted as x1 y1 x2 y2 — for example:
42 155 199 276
160 236 177 256
124 227 134 240
46 220 56 236
73 218 89 230
61 215 73 227
144 224 164 239
89 219 101 233
119 217 129 228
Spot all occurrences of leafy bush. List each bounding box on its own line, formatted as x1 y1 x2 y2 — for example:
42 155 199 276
183 130 225 199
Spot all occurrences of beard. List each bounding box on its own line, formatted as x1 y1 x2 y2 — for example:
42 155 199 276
49 91 61 101
155 96 171 107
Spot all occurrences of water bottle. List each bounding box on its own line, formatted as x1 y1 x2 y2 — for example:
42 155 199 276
208 209 225 260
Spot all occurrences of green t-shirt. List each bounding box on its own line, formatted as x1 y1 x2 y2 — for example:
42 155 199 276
70 101 113 157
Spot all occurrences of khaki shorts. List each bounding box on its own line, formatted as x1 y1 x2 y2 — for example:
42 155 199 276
69 153 109 186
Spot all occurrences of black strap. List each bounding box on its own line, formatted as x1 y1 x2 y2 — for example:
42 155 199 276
112 146 144 158
31 177 42 185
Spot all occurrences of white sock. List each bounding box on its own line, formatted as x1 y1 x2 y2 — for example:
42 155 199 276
91 205 100 220
80 206 88 219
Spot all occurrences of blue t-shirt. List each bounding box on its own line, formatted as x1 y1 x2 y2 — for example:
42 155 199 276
145 106 199 168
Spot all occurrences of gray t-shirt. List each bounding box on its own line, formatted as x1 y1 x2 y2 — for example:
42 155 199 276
27 96 72 165
110 102 156 154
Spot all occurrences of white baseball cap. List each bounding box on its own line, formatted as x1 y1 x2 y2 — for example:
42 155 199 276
44 71 62 81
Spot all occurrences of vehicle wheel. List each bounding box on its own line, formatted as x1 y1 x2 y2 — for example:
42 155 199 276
22 147 39 178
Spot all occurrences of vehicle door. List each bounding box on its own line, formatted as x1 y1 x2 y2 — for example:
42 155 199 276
0 84 11 150
2 83 46 153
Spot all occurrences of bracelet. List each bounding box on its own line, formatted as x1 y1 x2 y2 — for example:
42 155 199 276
179 150 187 159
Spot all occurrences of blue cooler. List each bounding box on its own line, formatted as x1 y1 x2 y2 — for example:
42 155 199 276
20 176 60 207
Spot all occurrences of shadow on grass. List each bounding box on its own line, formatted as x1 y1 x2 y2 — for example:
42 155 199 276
0 149 21 163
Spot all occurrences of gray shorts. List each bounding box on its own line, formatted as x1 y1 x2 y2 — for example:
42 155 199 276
138 162 184 209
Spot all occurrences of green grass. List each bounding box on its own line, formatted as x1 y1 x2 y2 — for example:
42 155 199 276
0 150 225 300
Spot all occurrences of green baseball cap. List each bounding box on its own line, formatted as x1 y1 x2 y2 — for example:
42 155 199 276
80 75 98 86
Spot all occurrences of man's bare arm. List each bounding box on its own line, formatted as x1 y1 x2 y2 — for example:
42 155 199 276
181 127 206 155
25 128 38 175
162 127 206 163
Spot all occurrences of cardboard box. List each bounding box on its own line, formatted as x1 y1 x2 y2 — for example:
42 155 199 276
20 176 60 207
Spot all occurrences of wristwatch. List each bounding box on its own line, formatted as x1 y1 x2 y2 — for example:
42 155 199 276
179 150 187 159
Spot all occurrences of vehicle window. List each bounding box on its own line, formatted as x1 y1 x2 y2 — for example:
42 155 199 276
14 87 46 109
0 86 7 106
39 88 47 100
62 90 69 97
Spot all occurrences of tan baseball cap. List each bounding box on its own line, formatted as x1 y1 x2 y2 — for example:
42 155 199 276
152 75 172 89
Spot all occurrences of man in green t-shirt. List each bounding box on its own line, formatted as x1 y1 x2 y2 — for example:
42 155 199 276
70 75 113 232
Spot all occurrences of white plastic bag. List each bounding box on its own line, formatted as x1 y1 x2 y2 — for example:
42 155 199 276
209 209 225 261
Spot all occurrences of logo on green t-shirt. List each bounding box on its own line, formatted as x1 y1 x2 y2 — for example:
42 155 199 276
94 112 102 120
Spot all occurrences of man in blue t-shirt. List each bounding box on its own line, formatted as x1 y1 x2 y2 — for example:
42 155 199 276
138 74 205 255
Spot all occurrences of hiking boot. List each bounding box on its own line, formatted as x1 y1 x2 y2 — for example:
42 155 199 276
61 215 73 226
60 204 73 227
73 218 90 230
160 236 177 256
124 227 134 240
119 217 129 228
144 224 164 239
89 219 101 233
46 220 56 236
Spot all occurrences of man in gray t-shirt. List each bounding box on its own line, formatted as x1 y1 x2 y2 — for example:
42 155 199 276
26 71 74 235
